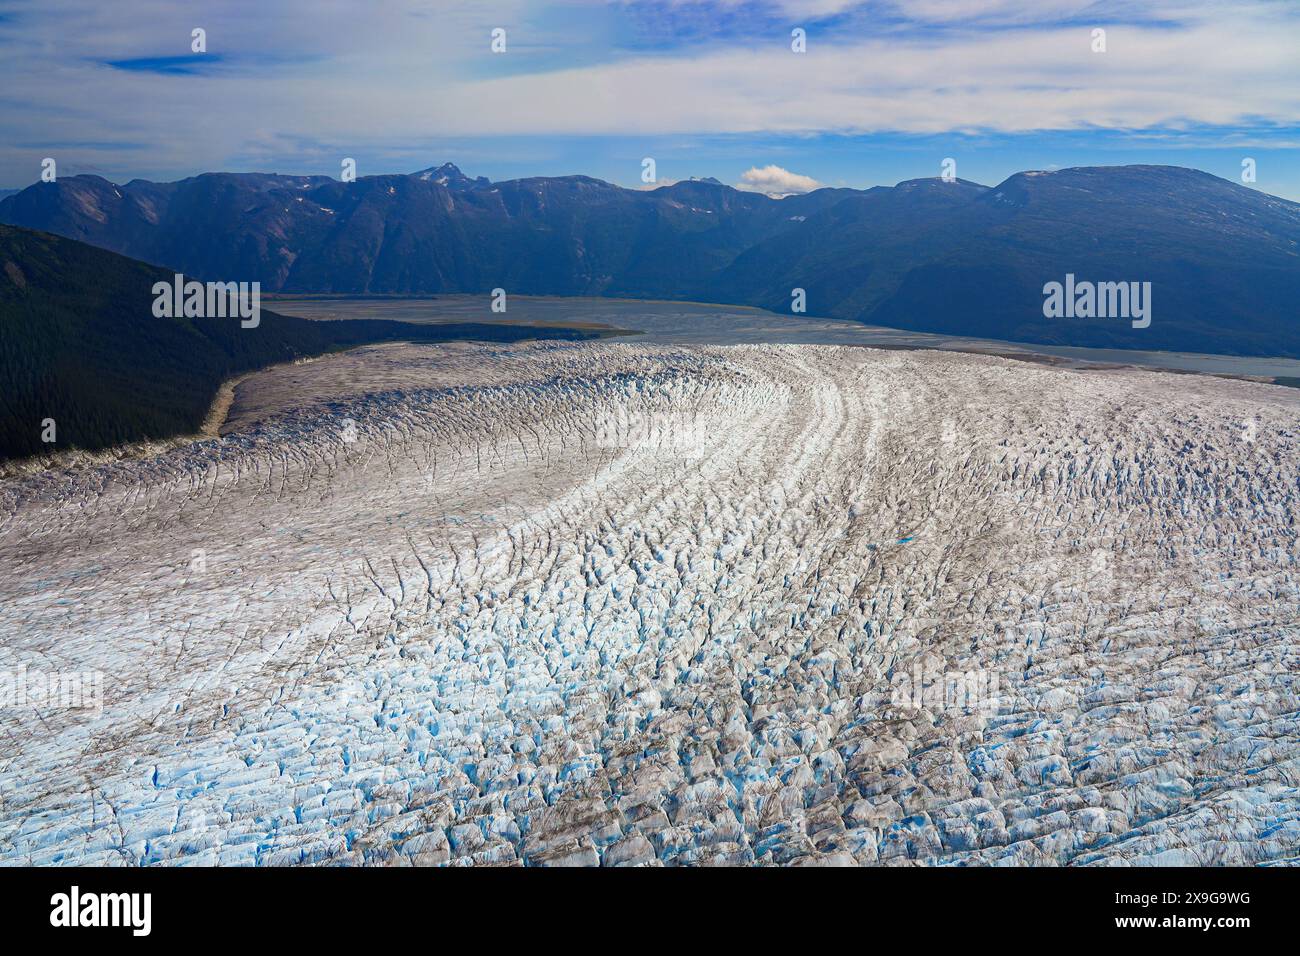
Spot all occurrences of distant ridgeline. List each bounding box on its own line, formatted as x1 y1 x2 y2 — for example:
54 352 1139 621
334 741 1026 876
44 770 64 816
0 224 596 462
2 164 1298 357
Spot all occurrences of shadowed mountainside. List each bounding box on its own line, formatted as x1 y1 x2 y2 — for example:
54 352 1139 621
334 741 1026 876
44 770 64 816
0 223 597 461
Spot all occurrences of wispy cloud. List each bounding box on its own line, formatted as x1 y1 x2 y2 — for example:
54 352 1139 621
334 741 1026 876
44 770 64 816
0 0 1296 187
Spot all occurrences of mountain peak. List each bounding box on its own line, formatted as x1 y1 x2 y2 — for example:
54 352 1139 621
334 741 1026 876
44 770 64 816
994 164 1236 192
659 176 731 195
894 176 988 191
413 163 490 188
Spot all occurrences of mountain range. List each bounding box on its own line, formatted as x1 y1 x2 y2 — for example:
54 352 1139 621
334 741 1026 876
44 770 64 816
2 163 1298 356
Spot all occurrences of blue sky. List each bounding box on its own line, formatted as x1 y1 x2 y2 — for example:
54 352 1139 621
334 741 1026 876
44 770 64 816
1 0 1298 198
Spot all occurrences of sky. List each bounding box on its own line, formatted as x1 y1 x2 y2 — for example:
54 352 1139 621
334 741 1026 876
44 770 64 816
1 0 1298 198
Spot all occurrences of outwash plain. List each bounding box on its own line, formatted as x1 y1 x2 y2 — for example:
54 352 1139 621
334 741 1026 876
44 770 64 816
2 340 1298 866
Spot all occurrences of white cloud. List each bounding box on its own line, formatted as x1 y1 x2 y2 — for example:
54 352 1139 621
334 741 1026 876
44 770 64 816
437 12 1299 137
735 165 823 197
769 0 865 15
881 0 1100 23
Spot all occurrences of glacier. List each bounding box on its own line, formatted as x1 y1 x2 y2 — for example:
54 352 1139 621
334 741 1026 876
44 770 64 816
1 341 1297 866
